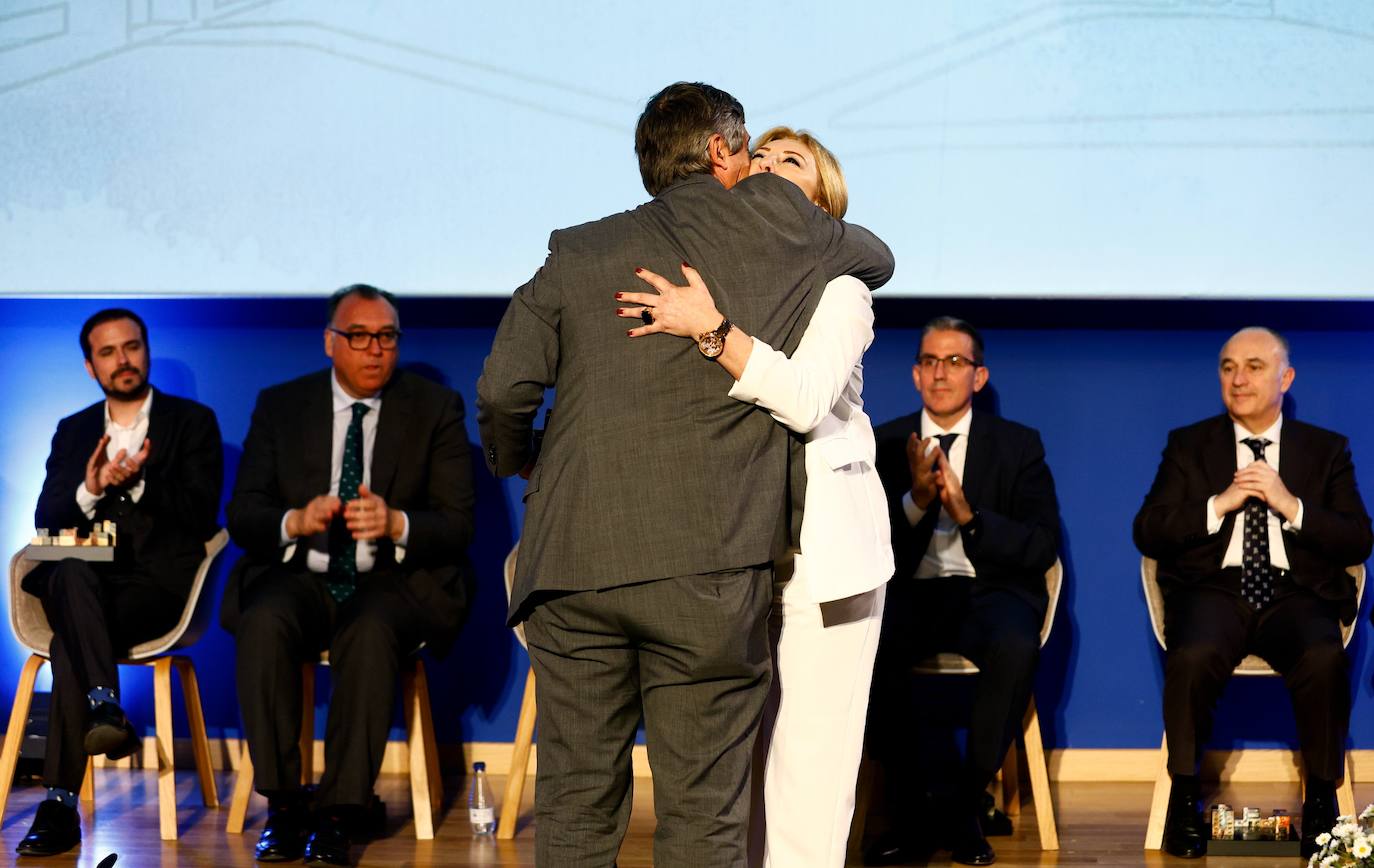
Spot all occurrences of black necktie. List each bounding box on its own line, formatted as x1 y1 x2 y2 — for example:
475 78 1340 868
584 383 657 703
923 433 958 524
1240 437 1274 609
327 402 369 602
937 432 958 457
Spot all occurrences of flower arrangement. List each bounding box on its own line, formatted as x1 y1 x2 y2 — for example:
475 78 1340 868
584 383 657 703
1308 805 1374 867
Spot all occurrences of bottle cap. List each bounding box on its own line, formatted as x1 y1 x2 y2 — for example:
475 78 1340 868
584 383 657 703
474 761 486 772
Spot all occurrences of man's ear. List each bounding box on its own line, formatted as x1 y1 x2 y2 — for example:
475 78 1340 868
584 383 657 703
707 133 730 170
972 365 990 393
84 359 96 382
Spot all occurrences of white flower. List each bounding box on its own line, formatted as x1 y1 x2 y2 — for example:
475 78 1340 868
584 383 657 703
1316 832 1332 846
1360 804 1374 821
1319 855 1337 868
1352 838 1372 858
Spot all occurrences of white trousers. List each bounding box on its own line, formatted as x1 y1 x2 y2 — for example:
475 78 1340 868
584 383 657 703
751 555 887 868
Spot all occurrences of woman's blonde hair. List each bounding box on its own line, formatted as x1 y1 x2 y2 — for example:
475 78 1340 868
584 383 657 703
752 126 848 218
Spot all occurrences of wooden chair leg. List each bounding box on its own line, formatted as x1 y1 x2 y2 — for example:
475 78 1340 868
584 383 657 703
1000 739 1021 817
152 657 178 840
402 666 435 840
1338 753 1357 818
1021 698 1057 849
299 663 316 786
0 655 45 823
226 742 256 834
81 757 95 803
174 657 219 807
1144 732 1171 850
497 667 538 840
416 664 443 811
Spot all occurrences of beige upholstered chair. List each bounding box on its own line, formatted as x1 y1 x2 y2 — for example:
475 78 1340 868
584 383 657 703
497 541 537 840
1140 557 1365 849
225 648 442 839
906 559 1063 851
0 529 229 841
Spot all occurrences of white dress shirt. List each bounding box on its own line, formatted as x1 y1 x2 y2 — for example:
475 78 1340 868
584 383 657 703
279 372 409 572
901 408 977 580
75 388 153 518
1206 415 1303 570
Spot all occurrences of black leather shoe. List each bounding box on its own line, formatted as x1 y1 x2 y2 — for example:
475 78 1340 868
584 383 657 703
864 829 926 866
979 790 1014 836
1162 774 1207 859
83 701 136 758
948 809 997 866
1301 781 1338 859
255 799 309 862
304 807 356 866
15 800 80 857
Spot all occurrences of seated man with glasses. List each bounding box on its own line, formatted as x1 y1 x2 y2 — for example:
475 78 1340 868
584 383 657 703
221 284 474 866
865 317 1061 866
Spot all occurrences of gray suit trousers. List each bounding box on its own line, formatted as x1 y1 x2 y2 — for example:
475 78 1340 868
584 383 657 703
524 566 773 868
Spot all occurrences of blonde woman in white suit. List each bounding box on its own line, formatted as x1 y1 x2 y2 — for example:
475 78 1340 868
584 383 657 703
618 126 894 868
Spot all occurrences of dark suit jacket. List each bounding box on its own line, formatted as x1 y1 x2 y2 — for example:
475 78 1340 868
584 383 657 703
34 390 223 602
1133 414 1373 624
478 171 894 622
874 411 1061 618
221 369 475 656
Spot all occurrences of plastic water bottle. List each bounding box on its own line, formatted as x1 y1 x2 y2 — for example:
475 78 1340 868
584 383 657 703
468 761 496 835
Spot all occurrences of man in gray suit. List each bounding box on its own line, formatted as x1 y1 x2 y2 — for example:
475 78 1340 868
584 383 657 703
477 81 894 867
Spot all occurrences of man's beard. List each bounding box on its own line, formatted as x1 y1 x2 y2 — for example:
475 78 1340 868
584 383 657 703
101 366 150 401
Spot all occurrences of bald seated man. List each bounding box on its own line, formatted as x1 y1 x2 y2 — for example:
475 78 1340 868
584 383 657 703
1134 327 1372 860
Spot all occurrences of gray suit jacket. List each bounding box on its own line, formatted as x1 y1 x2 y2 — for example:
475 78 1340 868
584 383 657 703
478 171 895 622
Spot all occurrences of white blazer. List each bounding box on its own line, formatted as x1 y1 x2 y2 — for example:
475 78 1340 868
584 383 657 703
729 275 895 603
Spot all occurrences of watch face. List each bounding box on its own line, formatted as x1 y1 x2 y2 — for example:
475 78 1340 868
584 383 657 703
699 333 725 358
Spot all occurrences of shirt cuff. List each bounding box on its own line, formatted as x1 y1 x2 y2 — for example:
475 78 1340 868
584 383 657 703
394 511 411 553
902 491 927 527
1205 496 1224 535
127 479 145 504
279 511 294 546
75 482 101 520
1283 498 1304 533
726 337 770 403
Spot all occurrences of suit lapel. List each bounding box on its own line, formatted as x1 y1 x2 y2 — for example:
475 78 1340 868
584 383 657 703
143 390 169 470
370 374 406 498
1279 421 1312 497
962 412 990 505
1203 415 1236 497
301 376 333 496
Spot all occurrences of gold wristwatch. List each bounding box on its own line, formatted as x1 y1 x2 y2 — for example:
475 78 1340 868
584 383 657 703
696 317 733 359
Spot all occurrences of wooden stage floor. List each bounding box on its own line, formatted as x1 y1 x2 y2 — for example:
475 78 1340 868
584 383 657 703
0 770 1357 866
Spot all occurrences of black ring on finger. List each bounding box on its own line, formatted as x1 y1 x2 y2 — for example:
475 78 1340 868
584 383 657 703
640 309 654 325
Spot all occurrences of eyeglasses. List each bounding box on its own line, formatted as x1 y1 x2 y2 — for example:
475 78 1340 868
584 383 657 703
917 353 982 371
329 328 402 351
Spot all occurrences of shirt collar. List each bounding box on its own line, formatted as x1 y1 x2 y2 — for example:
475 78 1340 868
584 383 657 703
921 407 973 439
105 387 154 429
331 371 383 414
1233 413 1282 447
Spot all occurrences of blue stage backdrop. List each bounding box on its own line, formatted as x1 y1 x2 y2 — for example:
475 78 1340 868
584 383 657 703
3 296 1374 755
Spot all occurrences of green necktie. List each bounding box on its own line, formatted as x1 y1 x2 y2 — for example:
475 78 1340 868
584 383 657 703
327 402 370 602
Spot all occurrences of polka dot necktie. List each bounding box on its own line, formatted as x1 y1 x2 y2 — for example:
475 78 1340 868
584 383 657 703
1240 437 1274 610
327 402 369 602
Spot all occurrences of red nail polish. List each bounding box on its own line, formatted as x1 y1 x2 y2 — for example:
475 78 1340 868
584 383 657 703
614 292 623 299
626 329 634 336
681 261 691 269
617 308 624 315
635 267 643 274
